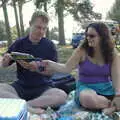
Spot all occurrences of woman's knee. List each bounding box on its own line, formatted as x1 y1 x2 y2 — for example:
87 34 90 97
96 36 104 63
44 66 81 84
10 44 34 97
79 91 99 109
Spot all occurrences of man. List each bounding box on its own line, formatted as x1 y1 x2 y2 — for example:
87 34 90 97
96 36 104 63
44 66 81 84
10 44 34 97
0 11 67 114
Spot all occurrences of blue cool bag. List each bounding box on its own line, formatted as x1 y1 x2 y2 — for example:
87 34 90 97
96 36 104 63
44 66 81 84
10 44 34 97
51 73 76 93
0 98 28 120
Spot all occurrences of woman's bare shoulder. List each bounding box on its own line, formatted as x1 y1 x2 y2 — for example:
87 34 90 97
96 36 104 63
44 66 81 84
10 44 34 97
113 48 120 57
112 48 120 64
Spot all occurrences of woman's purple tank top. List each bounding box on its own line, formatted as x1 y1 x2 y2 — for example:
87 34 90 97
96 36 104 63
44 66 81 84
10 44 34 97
78 57 111 83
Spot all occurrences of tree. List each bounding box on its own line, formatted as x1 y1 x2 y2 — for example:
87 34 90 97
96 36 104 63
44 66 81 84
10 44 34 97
1 0 12 46
67 0 101 22
0 20 7 40
107 0 120 22
55 0 65 45
11 0 32 37
0 0 9 7
34 0 50 12
17 0 25 36
11 0 21 38
11 26 18 41
49 27 58 40
34 0 101 45
54 0 100 45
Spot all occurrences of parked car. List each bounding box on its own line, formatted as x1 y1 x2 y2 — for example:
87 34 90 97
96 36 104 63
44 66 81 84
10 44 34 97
71 32 85 48
0 40 7 48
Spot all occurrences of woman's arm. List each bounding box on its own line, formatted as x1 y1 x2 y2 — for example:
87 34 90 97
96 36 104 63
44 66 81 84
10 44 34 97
111 53 120 93
45 47 85 73
110 53 120 111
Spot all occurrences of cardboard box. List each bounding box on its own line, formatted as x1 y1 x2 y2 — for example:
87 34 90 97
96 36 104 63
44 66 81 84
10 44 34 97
0 98 28 120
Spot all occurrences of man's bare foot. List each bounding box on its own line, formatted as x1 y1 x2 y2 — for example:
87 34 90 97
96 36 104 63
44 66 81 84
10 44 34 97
27 105 45 115
102 106 116 115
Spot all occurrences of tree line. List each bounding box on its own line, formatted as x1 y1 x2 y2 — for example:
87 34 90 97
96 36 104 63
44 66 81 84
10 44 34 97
1 0 111 47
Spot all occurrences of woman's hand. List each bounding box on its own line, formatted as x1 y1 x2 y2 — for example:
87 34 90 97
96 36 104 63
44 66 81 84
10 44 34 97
103 96 120 115
39 60 56 75
111 96 120 111
42 60 55 71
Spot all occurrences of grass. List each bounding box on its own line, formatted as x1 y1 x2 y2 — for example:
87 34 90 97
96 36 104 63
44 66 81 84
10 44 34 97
0 47 7 56
58 45 77 77
57 45 74 63
0 45 76 83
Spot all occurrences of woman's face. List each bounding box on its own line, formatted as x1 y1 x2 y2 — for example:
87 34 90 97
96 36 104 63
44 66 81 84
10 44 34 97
86 27 101 47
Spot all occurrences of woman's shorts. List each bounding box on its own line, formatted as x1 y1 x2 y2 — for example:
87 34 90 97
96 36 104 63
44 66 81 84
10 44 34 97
74 81 115 106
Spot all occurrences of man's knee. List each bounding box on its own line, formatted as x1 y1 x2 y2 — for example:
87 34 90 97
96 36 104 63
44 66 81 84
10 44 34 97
51 88 67 96
0 83 19 98
45 88 67 104
0 83 17 95
56 88 67 101
0 83 10 89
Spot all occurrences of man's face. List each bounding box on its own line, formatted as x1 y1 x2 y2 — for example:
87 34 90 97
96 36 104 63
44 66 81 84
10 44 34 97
29 17 48 42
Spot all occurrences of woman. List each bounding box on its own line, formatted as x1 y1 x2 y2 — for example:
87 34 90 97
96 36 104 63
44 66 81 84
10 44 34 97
31 22 120 114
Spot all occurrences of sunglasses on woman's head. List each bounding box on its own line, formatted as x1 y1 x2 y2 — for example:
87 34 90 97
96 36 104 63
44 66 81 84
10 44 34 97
86 34 96 38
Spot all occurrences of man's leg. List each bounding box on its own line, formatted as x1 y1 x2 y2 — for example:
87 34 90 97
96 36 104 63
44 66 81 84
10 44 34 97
27 88 67 114
0 83 19 98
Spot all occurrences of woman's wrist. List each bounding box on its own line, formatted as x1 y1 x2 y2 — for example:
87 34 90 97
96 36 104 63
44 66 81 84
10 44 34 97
115 91 120 97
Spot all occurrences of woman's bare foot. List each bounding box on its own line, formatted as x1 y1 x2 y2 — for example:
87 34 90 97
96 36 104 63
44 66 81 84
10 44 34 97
102 106 116 115
27 105 45 115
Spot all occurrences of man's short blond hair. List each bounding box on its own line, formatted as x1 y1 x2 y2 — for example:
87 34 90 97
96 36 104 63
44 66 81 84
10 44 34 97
30 10 49 24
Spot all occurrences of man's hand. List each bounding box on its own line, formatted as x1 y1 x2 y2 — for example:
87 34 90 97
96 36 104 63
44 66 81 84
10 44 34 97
17 60 53 76
17 60 38 71
2 53 13 67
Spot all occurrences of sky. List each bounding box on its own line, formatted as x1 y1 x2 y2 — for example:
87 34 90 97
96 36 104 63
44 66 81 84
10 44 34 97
91 0 115 19
0 0 115 39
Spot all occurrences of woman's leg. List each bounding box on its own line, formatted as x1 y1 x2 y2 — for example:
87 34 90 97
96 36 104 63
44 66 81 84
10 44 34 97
79 89 111 109
79 89 116 115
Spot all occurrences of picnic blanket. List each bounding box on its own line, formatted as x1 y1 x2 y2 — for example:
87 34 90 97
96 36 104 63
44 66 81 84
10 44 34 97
37 90 120 120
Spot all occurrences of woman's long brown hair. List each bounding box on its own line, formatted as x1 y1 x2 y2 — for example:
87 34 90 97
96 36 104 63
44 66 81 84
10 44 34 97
81 22 114 64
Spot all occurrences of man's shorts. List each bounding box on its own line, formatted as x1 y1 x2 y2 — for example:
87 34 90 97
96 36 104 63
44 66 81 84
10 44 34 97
11 82 52 101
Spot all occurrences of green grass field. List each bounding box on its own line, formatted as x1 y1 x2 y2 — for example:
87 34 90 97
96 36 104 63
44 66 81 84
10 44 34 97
0 47 7 56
